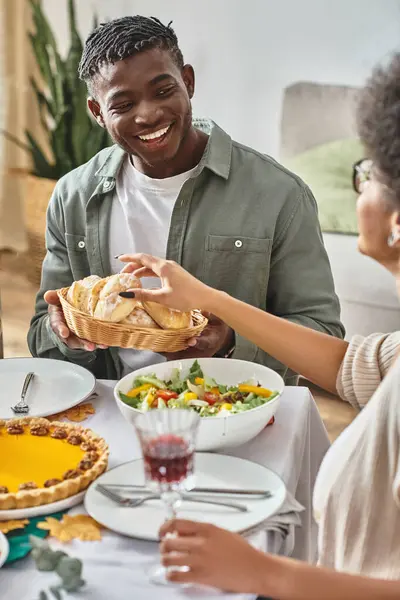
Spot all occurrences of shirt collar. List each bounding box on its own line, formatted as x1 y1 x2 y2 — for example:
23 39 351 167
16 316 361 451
95 118 232 181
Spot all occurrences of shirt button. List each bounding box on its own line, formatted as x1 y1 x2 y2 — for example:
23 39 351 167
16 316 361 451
234 240 243 248
103 180 112 190
78 240 85 249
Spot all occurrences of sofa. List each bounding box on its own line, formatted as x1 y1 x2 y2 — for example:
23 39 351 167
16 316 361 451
279 82 400 339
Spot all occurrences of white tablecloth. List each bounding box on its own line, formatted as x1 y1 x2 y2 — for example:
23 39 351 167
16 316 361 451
2 382 330 600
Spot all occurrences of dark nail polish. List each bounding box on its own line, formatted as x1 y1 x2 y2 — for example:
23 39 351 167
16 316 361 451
119 291 135 298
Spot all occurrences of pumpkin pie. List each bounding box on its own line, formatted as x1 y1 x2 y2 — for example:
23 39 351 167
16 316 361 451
0 417 108 510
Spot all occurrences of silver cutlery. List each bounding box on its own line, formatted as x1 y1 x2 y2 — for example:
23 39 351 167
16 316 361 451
101 483 272 499
96 484 249 512
11 372 35 414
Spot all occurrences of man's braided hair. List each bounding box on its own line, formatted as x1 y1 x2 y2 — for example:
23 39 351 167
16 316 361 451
78 16 184 91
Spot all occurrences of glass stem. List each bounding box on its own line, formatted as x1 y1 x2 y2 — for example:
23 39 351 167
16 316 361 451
161 490 181 521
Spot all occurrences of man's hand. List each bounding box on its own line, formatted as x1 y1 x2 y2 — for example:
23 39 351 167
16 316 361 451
162 313 234 361
44 290 107 352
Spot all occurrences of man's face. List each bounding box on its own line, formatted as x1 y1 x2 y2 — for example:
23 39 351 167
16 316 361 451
88 48 194 169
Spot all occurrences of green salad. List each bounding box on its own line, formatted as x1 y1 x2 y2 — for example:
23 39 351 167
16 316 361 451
119 360 279 417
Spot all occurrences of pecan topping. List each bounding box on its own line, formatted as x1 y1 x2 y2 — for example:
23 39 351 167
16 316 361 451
81 440 97 452
7 423 24 435
0 486 9 494
19 481 38 491
0 419 6 430
30 423 49 436
78 457 94 471
63 469 80 480
67 433 83 446
44 478 62 488
85 451 98 463
51 427 68 440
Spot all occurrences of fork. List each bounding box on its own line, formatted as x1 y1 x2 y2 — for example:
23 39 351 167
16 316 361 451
96 484 248 513
11 372 35 414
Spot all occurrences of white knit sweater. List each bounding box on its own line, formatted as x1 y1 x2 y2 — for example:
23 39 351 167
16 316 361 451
313 332 400 577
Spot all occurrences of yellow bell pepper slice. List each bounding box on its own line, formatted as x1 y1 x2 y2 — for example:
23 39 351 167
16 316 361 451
184 392 198 402
146 392 155 406
220 403 232 411
238 384 272 397
194 377 204 385
209 387 220 395
126 383 153 398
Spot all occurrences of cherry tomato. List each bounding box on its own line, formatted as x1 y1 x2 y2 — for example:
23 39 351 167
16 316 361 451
156 390 179 401
204 392 219 405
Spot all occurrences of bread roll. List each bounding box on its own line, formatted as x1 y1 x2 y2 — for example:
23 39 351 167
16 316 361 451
99 273 141 300
93 292 139 323
122 306 160 329
87 276 110 316
67 275 101 312
142 300 193 330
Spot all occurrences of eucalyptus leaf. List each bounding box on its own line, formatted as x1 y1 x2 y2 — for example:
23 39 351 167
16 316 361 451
61 577 85 593
38 592 48 600
50 586 63 600
56 556 83 580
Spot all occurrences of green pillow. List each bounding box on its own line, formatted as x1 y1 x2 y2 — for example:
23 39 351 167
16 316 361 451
285 138 364 235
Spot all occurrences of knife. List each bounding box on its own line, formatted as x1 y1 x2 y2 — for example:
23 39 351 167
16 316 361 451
102 483 272 498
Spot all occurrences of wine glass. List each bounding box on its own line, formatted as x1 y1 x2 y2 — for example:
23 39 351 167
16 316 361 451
133 408 200 585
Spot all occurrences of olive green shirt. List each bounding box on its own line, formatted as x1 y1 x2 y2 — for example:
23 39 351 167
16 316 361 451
28 119 344 382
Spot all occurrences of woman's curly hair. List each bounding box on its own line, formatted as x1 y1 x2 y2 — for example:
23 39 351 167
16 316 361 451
357 53 400 203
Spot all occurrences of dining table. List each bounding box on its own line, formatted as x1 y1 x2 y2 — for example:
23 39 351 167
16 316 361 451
2 380 331 600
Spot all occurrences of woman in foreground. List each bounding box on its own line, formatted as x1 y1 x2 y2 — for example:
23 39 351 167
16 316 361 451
118 56 400 599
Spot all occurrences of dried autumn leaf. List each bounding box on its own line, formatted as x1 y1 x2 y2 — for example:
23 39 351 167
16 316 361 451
37 515 102 543
47 403 95 423
0 518 29 533
63 403 95 423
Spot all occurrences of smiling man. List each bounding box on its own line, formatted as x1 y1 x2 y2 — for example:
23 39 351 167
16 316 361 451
28 16 344 382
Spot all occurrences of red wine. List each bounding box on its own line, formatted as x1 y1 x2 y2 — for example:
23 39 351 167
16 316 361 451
143 434 194 484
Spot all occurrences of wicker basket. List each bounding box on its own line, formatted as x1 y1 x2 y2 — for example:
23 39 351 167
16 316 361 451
57 287 208 352
23 174 57 286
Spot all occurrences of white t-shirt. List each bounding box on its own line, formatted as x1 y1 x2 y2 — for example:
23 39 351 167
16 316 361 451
108 156 198 376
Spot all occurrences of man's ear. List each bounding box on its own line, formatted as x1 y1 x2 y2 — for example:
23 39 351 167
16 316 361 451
88 97 105 128
182 64 195 99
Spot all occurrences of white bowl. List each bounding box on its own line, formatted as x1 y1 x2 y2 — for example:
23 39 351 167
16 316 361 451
114 358 284 451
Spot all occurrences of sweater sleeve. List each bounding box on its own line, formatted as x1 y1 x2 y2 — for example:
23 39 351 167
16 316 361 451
336 332 400 410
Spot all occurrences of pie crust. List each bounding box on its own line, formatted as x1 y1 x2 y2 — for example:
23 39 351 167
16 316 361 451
0 417 109 510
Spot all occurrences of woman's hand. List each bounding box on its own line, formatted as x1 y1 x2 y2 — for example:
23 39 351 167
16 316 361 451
117 253 218 312
159 519 271 593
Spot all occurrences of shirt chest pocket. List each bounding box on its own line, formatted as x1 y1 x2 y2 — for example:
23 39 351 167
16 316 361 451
203 235 272 308
65 233 90 279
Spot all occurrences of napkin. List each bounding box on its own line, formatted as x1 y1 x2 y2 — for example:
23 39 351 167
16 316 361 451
5 512 66 564
244 492 304 557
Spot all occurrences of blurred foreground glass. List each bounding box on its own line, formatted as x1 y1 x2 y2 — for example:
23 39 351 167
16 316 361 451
134 409 200 585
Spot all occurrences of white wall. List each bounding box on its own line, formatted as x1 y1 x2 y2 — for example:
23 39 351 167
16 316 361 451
43 0 400 157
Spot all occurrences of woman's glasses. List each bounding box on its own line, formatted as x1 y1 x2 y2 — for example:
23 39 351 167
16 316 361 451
352 158 373 193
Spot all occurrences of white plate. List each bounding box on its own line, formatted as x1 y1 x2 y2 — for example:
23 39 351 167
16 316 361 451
85 454 286 541
0 532 9 568
0 358 95 419
0 491 85 521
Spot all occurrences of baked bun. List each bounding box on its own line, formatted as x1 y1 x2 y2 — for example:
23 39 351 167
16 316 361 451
99 273 141 300
66 275 101 312
142 300 193 330
87 276 110 316
121 305 160 329
93 292 139 323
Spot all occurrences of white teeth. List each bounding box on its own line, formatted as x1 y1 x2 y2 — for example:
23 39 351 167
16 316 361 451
138 125 170 141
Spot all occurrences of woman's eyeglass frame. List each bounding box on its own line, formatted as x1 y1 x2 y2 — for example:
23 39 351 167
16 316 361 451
352 158 373 194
